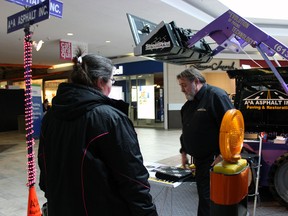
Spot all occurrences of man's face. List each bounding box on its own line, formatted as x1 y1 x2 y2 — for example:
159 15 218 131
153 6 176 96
178 77 197 101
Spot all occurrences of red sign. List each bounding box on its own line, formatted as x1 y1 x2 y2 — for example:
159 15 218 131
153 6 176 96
60 41 72 60
240 59 288 68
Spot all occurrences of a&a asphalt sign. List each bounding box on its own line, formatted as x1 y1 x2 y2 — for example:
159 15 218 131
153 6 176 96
7 0 50 33
6 0 63 18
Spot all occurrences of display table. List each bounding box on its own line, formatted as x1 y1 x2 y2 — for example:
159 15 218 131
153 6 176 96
145 162 196 216
145 162 193 188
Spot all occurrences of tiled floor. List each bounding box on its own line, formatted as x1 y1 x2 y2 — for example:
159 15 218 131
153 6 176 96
0 128 287 215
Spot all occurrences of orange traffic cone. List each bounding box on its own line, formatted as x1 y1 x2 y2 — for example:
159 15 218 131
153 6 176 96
27 185 42 216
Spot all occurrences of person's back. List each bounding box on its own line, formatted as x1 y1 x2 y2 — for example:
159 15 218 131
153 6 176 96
38 50 158 216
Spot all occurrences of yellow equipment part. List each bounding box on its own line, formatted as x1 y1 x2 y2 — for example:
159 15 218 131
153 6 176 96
213 158 248 175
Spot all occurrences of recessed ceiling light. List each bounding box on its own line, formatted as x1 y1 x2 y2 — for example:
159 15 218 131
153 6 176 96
105 40 111 43
67 33 74 36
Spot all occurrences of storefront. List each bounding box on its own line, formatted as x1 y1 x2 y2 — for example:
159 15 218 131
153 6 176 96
12 73 70 107
113 60 164 128
6 60 165 129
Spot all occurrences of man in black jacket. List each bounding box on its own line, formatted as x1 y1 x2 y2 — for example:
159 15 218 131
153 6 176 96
38 50 158 216
177 67 234 216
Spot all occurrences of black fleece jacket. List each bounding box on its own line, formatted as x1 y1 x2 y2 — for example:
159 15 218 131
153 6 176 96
180 84 234 159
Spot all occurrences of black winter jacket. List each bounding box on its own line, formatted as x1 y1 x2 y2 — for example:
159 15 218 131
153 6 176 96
180 84 234 158
38 83 157 216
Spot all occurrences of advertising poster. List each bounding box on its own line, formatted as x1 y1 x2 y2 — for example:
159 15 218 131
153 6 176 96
32 84 43 139
137 85 155 119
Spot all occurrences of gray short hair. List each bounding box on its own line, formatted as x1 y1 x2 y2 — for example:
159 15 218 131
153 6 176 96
176 67 206 83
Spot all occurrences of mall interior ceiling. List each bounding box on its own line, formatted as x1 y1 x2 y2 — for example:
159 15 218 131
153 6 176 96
1 0 288 79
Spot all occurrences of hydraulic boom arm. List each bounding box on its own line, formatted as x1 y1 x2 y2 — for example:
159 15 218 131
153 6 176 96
187 10 288 94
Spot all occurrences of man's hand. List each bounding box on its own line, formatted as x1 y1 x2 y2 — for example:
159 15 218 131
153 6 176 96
181 152 188 168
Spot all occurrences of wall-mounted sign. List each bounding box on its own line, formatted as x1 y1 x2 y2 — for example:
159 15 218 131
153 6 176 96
6 0 63 18
59 40 88 61
113 66 123 75
60 41 72 60
194 60 237 71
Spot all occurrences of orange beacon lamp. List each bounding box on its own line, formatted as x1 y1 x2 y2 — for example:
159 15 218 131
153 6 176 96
210 109 249 216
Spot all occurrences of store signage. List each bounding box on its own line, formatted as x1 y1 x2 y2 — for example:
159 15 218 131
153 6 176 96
194 60 236 71
113 66 123 75
59 40 88 61
7 0 50 33
59 40 72 60
6 0 63 18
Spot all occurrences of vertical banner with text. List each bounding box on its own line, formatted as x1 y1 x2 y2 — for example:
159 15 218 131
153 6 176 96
32 84 43 139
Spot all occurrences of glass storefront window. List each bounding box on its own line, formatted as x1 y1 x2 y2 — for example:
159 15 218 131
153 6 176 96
13 79 42 89
111 73 164 128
